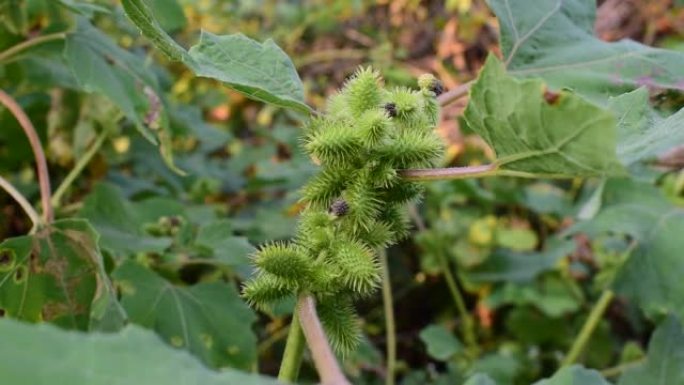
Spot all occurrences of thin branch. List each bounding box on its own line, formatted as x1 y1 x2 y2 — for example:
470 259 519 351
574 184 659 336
297 295 351 385
437 81 473 107
562 290 614 367
379 249 396 385
51 124 112 209
0 175 41 229
0 89 52 222
601 358 646 378
0 32 66 64
399 164 497 181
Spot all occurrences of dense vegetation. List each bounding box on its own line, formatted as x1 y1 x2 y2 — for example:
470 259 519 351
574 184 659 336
1 1 684 384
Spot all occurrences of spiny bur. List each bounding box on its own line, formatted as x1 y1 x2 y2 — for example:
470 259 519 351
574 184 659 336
242 67 443 356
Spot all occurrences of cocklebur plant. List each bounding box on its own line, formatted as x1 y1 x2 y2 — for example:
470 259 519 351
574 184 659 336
242 68 444 355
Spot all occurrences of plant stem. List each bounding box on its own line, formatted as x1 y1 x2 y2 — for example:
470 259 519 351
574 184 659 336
379 249 396 385
437 81 473 107
278 311 305 383
0 175 42 230
297 294 351 385
600 358 646 378
435 248 478 350
0 32 66 64
0 89 52 223
51 125 112 208
562 290 614 367
400 164 497 181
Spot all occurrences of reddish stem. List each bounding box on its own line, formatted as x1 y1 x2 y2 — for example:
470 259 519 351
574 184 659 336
0 89 52 222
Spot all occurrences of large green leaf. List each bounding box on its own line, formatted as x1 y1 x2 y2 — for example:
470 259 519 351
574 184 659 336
112 261 257 370
80 183 172 255
121 0 310 114
464 56 624 177
608 88 684 166
618 316 684 385
487 0 684 102
571 179 684 319
64 19 181 173
464 374 498 385
0 318 278 385
533 366 612 385
0 219 123 330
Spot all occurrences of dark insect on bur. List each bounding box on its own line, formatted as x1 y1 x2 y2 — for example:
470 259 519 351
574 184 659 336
384 102 397 118
328 198 349 217
429 80 444 96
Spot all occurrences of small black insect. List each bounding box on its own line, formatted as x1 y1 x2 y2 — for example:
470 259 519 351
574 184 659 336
429 80 444 96
329 198 349 217
384 102 397 118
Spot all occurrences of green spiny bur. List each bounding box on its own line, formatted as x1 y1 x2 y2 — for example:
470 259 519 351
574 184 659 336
243 67 443 355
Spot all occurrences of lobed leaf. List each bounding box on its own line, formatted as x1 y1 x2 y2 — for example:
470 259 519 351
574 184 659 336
464 56 625 177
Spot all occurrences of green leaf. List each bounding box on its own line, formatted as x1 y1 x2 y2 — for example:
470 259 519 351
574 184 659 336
0 0 27 35
465 239 574 283
532 366 611 385
571 179 684 319
64 19 182 174
464 374 498 385
121 0 310 113
618 316 684 385
464 56 625 177
186 31 310 113
488 0 684 102
57 0 110 16
146 0 186 32
0 219 124 330
195 220 255 278
80 183 172 255
0 318 279 385
608 88 684 166
112 261 258 370
419 324 462 361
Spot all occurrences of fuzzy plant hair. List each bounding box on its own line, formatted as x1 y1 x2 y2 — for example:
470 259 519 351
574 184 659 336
243 68 444 355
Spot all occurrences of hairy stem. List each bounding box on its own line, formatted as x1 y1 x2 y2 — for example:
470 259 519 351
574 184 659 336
278 311 306 383
437 81 473 107
0 89 52 223
0 32 66 64
400 164 497 181
435 248 478 350
297 295 351 385
562 290 614 367
379 249 396 385
51 124 112 209
0 175 42 230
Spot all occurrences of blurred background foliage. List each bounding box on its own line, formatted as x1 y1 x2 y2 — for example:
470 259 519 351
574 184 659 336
1 1 684 384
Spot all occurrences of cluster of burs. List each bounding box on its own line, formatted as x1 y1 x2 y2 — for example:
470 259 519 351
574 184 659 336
243 68 444 354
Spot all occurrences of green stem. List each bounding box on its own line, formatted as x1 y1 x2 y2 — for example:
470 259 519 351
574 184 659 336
379 249 396 385
0 32 66 64
0 175 42 231
278 310 306 383
51 125 112 209
562 290 614 367
435 249 478 350
600 358 646 378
